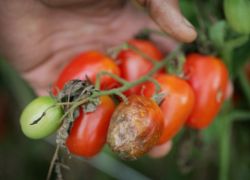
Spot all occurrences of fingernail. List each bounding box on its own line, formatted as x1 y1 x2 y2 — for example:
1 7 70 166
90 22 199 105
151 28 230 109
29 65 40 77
182 17 195 29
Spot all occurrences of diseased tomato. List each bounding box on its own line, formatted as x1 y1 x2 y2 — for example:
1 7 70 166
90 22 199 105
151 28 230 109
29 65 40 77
107 95 164 160
54 51 120 93
66 96 115 157
20 96 63 139
184 53 229 129
141 74 195 144
116 39 163 95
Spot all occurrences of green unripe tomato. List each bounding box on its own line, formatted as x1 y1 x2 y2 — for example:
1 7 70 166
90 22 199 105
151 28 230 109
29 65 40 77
20 96 63 139
224 0 250 34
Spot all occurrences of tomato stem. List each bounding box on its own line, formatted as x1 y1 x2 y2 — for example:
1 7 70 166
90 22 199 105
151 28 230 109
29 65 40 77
230 110 250 121
46 144 60 180
147 77 161 96
219 114 231 180
47 45 180 176
238 70 250 106
91 46 181 98
167 52 186 77
115 92 128 103
127 44 158 65
95 71 129 90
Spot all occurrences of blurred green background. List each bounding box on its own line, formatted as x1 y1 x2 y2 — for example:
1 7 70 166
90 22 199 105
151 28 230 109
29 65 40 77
1 0 250 179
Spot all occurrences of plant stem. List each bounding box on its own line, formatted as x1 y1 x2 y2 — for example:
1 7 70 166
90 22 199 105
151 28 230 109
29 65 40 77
92 46 181 98
230 110 250 121
114 92 128 103
238 70 250 106
148 77 161 95
219 114 231 180
47 145 60 180
127 44 158 65
95 71 129 90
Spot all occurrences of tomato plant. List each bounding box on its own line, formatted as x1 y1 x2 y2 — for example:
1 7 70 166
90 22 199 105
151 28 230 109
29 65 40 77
116 39 163 95
66 96 115 157
54 51 120 93
20 96 63 139
141 74 195 144
107 95 164 160
224 0 250 34
184 53 229 129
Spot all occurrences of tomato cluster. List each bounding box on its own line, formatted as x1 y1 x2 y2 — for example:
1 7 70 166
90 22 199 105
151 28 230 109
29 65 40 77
20 39 230 160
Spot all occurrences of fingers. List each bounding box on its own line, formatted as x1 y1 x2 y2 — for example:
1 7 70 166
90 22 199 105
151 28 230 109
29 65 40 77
148 141 172 158
137 0 197 43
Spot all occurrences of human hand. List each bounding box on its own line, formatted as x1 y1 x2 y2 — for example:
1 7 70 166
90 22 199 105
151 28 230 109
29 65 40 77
0 0 196 158
0 0 196 95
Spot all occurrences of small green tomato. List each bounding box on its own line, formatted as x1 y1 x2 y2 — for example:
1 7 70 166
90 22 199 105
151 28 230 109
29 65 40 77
20 96 63 139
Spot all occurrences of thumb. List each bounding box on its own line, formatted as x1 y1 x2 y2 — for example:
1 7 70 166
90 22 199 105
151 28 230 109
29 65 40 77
137 0 197 43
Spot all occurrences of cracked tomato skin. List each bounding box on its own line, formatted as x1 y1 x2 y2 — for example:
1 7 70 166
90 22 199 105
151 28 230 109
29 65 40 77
54 51 120 93
116 39 163 95
20 96 63 139
184 53 229 129
107 95 164 160
142 74 195 144
66 96 115 157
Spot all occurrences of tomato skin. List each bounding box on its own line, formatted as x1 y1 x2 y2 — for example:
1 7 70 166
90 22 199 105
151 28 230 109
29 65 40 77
184 53 229 129
54 51 120 92
117 39 163 95
142 74 195 144
66 96 115 157
107 95 164 160
128 39 163 60
20 96 63 139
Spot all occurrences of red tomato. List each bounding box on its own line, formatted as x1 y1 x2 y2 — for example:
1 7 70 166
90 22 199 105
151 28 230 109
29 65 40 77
66 96 115 157
141 74 195 144
54 51 120 92
184 53 229 129
116 39 163 95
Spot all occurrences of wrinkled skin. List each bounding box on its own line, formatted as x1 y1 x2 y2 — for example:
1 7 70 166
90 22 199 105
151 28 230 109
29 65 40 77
107 95 164 160
0 0 196 95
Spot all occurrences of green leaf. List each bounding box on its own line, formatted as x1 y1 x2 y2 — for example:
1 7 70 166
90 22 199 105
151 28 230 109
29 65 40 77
209 21 227 49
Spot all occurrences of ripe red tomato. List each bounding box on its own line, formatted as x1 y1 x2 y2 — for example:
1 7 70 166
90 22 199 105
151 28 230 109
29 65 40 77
66 96 115 157
54 51 120 92
116 39 163 95
141 74 195 144
107 95 164 160
184 53 229 129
